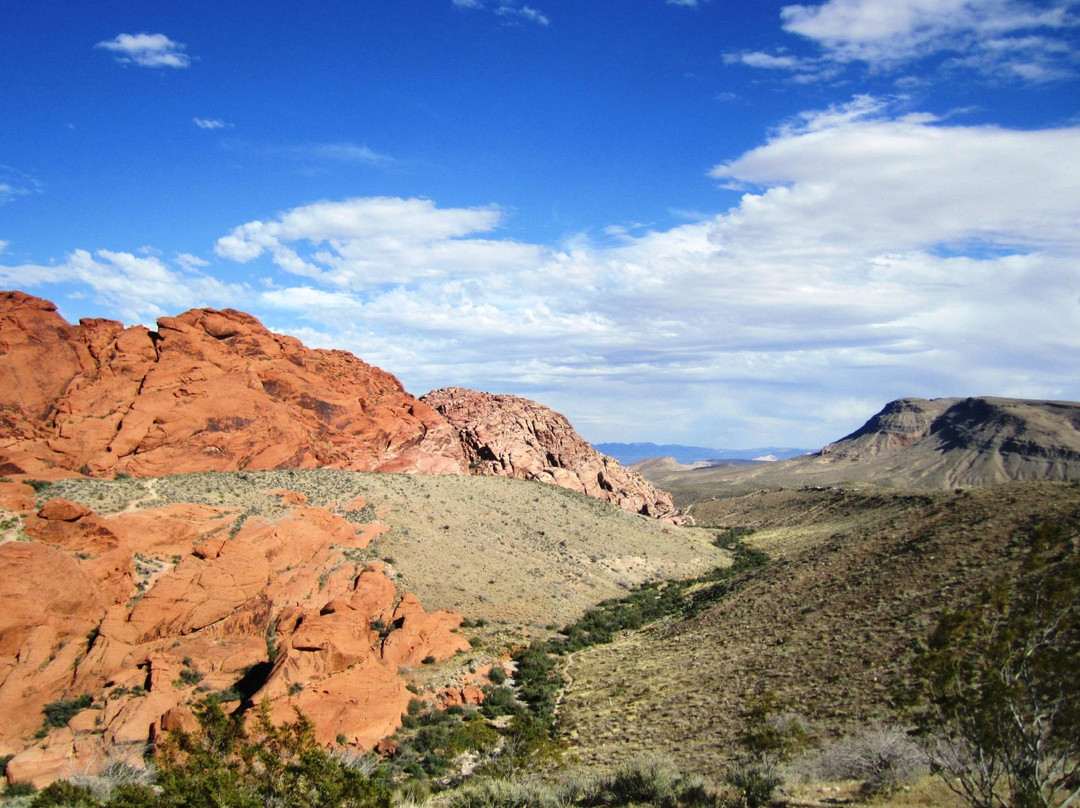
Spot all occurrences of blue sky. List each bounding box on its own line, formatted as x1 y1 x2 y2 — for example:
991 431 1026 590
2 0 1079 449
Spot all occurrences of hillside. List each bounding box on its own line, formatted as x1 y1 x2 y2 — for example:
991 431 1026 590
639 397 1080 498
0 292 671 519
0 470 723 787
557 481 1080 780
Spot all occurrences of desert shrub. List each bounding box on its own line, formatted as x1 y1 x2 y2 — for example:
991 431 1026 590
712 527 755 549
510 644 561 719
42 693 94 730
724 762 780 808
6 780 38 798
174 668 203 687
479 685 520 718
737 692 807 765
487 666 507 685
592 756 679 806
799 724 924 796
551 533 769 653
911 519 1080 808
443 779 565 808
151 698 391 808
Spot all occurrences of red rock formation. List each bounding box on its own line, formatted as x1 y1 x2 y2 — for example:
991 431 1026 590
0 490 471 788
421 387 679 520
0 291 466 478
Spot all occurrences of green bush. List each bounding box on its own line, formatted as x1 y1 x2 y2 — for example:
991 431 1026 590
724 763 780 808
6 780 38 798
42 694 93 730
31 780 94 806
152 698 391 808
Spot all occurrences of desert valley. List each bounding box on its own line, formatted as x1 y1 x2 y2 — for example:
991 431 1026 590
0 291 1077 808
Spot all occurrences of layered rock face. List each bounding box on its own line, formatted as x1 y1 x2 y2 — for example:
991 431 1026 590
422 387 678 520
802 396 1080 487
0 483 470 788
0 291 466 478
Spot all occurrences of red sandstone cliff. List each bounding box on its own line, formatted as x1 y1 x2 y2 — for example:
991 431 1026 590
421 387 679 521
0 291 466 479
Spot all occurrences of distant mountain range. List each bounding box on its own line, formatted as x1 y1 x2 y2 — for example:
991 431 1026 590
594 442 810 466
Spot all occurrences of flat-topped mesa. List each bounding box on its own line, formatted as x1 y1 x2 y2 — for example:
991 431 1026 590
811 396 1080 487
0 291 467 478
421 386 680 521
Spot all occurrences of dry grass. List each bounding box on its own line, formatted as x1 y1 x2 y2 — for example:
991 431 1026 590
38 470 727 629
556 481 1080 783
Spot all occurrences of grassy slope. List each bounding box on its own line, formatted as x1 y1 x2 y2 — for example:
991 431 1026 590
41 470 726 630
557 481 1080 781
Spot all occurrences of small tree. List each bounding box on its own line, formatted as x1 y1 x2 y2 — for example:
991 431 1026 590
913 520 1080 808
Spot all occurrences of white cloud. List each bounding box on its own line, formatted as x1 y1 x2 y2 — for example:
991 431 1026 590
729 51 803 69
667 0 703 6
777 0 1080 79
214 197 536 287
208 100 1079 445
10 99 1080 447
494 3 550 25
0 250 244 324
95 33 191 69
194 118 231 130
710 96 1080 252
453 1 551 26
306 143 395 166
175 253 209 270
0 165 43 204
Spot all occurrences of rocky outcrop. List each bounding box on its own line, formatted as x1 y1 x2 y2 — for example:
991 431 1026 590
0 291 466 478
0 482 470 788
421 387 679 520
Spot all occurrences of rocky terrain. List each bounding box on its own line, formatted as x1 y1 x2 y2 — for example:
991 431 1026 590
423 387 678 520
0 481 468 787
638 396 1080 498
0 470 722 789
0 292 670 520
0 291 465 479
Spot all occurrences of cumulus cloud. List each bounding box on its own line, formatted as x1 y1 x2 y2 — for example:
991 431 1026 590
777 0 1080 79
710 95 1080 251
0 250 243 324
205 99 1079 445
9 98 1080 446
95 33 191 68
214 196 539 286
